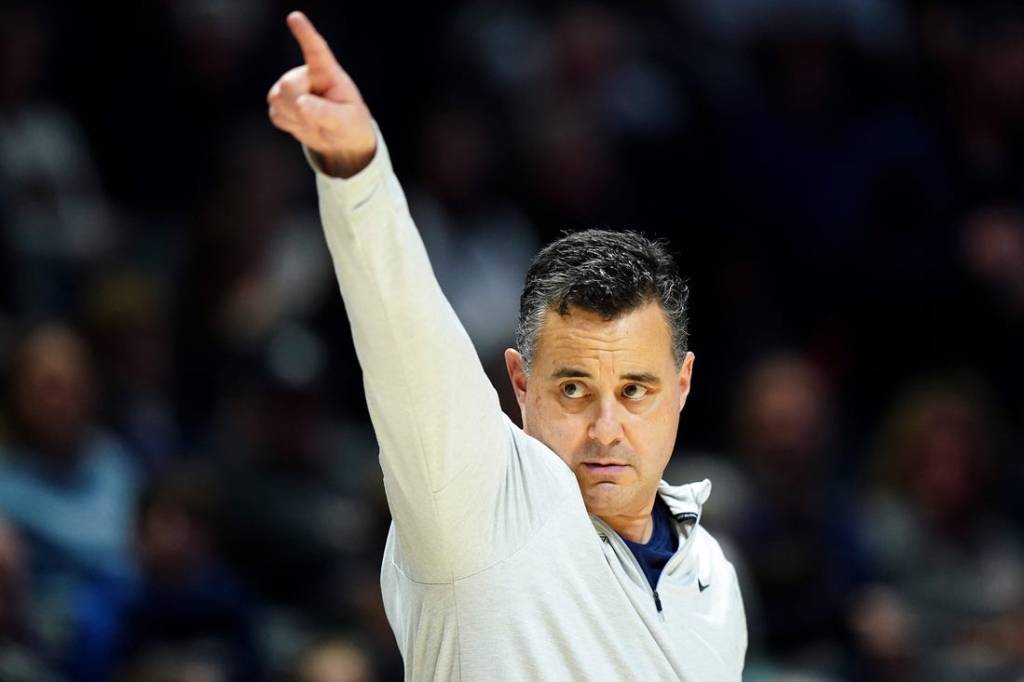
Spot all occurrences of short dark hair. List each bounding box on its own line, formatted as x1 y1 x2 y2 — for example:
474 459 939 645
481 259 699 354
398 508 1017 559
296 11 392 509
515 229 689 372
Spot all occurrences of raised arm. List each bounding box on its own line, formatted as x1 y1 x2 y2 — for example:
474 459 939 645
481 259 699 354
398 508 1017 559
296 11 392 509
267 13 522 581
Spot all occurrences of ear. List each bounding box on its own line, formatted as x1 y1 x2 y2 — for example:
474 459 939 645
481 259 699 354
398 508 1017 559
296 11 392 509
504 348 529 409
677 351 695 412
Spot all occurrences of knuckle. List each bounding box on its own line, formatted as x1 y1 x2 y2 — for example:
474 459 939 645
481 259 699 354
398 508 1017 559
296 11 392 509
269 107 290 126
280 84 303 103
282 70 306 91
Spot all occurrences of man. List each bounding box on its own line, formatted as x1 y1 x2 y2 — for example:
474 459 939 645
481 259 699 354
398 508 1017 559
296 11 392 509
268 12 746 680
0 325 138 584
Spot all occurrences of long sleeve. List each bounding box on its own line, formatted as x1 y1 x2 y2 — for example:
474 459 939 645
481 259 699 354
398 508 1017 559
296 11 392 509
310 127 530 582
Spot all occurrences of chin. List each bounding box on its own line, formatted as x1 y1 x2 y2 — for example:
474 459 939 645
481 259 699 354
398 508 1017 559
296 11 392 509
580 482 628 515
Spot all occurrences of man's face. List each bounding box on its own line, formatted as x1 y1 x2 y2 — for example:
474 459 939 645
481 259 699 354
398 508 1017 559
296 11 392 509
505 302 694 521
13 332 93 458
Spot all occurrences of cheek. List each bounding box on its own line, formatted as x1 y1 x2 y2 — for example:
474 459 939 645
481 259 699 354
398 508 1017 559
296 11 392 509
627 399 680 468
525 393 588 464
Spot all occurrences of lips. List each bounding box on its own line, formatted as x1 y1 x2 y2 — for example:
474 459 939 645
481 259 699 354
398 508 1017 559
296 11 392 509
582 462 629 477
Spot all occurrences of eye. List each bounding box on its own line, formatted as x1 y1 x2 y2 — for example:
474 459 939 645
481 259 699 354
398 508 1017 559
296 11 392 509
622 383 648 400
561 382 586 399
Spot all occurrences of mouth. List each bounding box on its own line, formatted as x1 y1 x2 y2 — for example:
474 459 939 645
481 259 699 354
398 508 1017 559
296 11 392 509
582 462 630 477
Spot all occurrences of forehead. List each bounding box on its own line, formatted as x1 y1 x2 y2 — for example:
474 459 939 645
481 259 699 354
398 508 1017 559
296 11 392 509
18 335 88 380
534 302 675 371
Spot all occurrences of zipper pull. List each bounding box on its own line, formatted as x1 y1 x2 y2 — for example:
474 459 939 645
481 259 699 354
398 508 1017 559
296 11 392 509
653 590 663 613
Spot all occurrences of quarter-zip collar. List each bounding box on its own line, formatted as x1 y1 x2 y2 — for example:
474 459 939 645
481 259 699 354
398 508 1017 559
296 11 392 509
589 478 713 614
657 478 711 518
657 478 711 577
589 478 711 548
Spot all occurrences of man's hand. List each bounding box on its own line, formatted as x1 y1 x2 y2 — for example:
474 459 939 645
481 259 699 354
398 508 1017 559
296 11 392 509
267 12 377 178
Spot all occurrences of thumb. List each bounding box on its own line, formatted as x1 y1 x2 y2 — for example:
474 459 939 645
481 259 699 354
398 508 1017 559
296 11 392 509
296 93 348 130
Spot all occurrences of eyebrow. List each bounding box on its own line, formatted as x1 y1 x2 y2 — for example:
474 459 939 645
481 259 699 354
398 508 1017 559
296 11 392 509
621 372 661 385
549 367 661 385
551 367 591 379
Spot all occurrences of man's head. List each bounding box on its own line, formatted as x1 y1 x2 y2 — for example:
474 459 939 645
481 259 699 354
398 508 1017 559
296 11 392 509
9 325 95 460
505 229 694 524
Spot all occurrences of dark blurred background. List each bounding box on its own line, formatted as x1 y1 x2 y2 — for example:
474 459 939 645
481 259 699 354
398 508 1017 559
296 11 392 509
1 0 1023 680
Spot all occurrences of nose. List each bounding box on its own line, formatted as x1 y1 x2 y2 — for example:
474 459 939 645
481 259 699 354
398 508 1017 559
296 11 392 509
588 395 625 446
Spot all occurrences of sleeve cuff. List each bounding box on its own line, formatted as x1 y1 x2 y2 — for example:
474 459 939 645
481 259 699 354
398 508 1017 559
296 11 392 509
303 120 391 211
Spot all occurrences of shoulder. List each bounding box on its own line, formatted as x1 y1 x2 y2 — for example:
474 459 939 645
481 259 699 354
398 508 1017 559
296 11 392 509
82 431 140 484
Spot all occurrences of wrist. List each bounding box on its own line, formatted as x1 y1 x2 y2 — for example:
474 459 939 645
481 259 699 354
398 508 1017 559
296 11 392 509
320 143 378 179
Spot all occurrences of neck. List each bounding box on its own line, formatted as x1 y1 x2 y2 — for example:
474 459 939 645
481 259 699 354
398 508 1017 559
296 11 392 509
600 499 657 543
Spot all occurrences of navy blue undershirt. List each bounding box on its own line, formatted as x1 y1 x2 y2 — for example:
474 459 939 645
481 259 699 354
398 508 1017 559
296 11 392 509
622 497 679 590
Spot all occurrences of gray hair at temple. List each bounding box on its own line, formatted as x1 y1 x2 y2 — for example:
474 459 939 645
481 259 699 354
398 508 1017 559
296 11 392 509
515 229 690 373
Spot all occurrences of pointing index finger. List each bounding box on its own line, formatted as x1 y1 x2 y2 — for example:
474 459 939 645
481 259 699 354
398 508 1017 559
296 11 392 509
287 11 337 73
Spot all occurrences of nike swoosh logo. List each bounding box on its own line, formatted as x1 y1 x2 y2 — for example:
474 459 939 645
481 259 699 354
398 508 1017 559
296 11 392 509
698 579 710 592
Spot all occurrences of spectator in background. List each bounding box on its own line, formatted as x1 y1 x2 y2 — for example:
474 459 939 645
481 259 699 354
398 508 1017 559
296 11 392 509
108 466 258 682
0 325 139 677
0 4 118 318
407 101 539 403
917 3 1024 203
86 271 181 474
0 324 138 587
962 205 1024 318
722 353 868 678
517 3 676 231
958 204 1024 411
174 123 330 442
860 380 1024 681
213 352 381 623
953 203 1024 532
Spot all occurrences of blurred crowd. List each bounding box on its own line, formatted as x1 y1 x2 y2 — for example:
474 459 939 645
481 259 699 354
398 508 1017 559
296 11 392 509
1 0 1023 680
